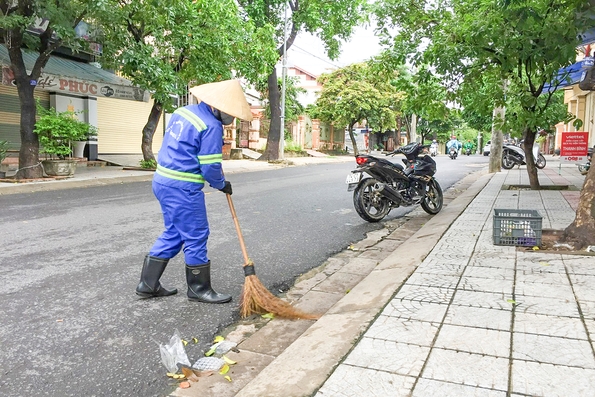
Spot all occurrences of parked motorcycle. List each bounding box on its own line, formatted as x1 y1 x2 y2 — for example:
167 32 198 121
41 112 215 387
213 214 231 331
578 146 593 175
449 146 458 159
345 142 443 222
502 142 546 169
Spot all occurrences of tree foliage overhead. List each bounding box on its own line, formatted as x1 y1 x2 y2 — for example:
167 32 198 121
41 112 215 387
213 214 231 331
1 0 107 179
237 0 368 160
374 0 590 188
374 0 595 247
99 0 278 163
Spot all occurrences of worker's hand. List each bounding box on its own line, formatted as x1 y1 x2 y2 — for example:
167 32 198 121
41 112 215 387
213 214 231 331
220 181 232 195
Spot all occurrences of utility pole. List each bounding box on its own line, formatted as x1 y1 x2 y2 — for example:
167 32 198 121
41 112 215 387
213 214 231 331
279 1 288 159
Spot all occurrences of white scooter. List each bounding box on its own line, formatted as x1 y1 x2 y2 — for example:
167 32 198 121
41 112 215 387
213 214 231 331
429 145 438 157
502 142 546 169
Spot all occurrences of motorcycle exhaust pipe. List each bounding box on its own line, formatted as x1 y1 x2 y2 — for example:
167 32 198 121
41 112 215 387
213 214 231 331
375 183 411 205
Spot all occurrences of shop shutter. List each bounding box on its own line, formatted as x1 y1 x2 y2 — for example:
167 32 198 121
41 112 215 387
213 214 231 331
97 97 164 154
0 85 49 149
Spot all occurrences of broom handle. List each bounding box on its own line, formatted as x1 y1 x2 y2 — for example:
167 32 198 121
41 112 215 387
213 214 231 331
226 194 251 265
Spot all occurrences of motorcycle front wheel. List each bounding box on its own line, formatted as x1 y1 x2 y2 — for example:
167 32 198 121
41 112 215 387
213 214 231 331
353 178 391 222
502 151 515 169
421 179 443 215
535 154 546 169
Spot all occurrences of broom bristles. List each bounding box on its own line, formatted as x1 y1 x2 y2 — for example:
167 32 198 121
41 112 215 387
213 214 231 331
239 274 320 320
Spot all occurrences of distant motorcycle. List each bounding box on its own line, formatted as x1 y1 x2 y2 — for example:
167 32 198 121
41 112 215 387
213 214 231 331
502 142 546 169
429 145 438 157
345 142 443 222
578 146 593 175
449 146 458 159
464 147 472 156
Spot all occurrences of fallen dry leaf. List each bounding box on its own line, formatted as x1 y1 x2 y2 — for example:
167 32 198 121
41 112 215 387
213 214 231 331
181 367 194 379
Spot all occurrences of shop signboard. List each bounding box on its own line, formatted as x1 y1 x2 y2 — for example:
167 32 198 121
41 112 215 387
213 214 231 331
560 131 589 162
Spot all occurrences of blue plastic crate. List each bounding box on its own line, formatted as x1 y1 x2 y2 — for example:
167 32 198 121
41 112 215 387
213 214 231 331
493 209 542 247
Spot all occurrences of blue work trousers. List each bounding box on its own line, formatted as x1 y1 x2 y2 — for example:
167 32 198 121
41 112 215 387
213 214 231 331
149 181 210 265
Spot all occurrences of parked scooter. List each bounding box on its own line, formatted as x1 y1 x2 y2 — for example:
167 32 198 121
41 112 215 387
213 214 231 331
449 146 458 159
578 146 593 175
345 142 443 222
502 142 546 169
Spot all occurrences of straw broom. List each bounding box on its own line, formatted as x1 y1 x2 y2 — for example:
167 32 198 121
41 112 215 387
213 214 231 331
226 194 319 320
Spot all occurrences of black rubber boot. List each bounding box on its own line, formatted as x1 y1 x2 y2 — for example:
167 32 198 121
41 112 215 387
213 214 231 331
136 255 178 298
186 262 232 303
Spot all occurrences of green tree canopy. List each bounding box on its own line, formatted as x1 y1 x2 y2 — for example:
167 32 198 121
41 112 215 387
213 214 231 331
99 0 278 162
1 0 107 179
238 0 368 160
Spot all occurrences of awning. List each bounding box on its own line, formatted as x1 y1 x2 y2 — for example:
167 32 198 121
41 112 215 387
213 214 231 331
542 59 590 93
0 45 148 101
542 27 595 93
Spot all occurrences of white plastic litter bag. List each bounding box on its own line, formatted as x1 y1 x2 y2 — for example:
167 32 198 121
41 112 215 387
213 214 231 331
193 357 226 372
159 330 191 373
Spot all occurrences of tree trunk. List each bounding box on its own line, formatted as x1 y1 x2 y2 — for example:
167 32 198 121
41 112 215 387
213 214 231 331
260 69 281 161
522 128 540 190
348 122 358 157
489 107 504 174
15 81 43 179
564 165 595 249
396 117 402 146
141 101 163 163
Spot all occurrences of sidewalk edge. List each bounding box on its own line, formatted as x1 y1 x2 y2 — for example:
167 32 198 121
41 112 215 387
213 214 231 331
233 172 495 397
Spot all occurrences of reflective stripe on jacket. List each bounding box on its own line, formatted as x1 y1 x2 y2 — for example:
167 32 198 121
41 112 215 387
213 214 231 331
153 102 226 190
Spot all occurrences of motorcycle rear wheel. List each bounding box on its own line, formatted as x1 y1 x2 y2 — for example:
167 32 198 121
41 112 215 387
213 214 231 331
535 154 546 169
502 151 515 169
353 178 391 222
421 179 443 215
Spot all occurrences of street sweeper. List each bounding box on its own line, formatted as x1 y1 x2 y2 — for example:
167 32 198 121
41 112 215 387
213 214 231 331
136 79 252 304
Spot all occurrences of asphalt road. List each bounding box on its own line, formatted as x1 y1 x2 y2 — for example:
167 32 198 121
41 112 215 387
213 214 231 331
0 153 487 397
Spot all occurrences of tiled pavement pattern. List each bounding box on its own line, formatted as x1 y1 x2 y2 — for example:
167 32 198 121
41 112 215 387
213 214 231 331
317 170 595 397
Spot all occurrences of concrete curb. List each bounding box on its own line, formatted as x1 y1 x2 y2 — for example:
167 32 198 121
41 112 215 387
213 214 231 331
230 172 494 397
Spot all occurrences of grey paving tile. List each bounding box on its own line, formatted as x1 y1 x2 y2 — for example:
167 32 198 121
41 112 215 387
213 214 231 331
363 315 440 346
451 290 515 310
444 306 512 331
577 300 595 320
421 348 509 391
463 266 515 280
316 364 415 397
468 255 517 269
411 379 507 397
513 333 595 368
514 295 581 317
434 324 510 357
515 270 571 285
459 276 514 294
514 281 575 300
569 284 595 302
511 360 595 396
380 300 449 322
568 274 595 288
343 337 429 377
514 312 588 339
393 284 456 305
404 272 460 289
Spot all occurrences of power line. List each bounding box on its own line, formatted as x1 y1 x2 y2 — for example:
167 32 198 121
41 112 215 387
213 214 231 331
290 45 342 69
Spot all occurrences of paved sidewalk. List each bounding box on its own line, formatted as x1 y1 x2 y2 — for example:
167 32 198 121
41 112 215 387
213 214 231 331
216 164 593 397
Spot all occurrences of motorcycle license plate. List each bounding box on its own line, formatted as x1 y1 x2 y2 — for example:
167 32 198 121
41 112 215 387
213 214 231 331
345 172 361 189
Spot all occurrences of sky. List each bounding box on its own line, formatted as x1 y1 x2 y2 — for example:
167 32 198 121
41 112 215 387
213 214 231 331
289 25 384 76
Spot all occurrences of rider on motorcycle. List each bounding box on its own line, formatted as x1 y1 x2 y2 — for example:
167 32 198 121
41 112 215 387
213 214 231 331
463 140 474 154
446 136 462 154
430 140 439 155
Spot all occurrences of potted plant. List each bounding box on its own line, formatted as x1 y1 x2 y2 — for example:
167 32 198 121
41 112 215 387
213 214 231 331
0 140 8 178
34 106 97 176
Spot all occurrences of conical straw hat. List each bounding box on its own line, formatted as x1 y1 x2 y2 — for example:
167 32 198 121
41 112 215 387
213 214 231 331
189 79 253 121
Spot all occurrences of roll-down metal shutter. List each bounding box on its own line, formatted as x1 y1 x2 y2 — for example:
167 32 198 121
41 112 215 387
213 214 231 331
97 97 164 154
